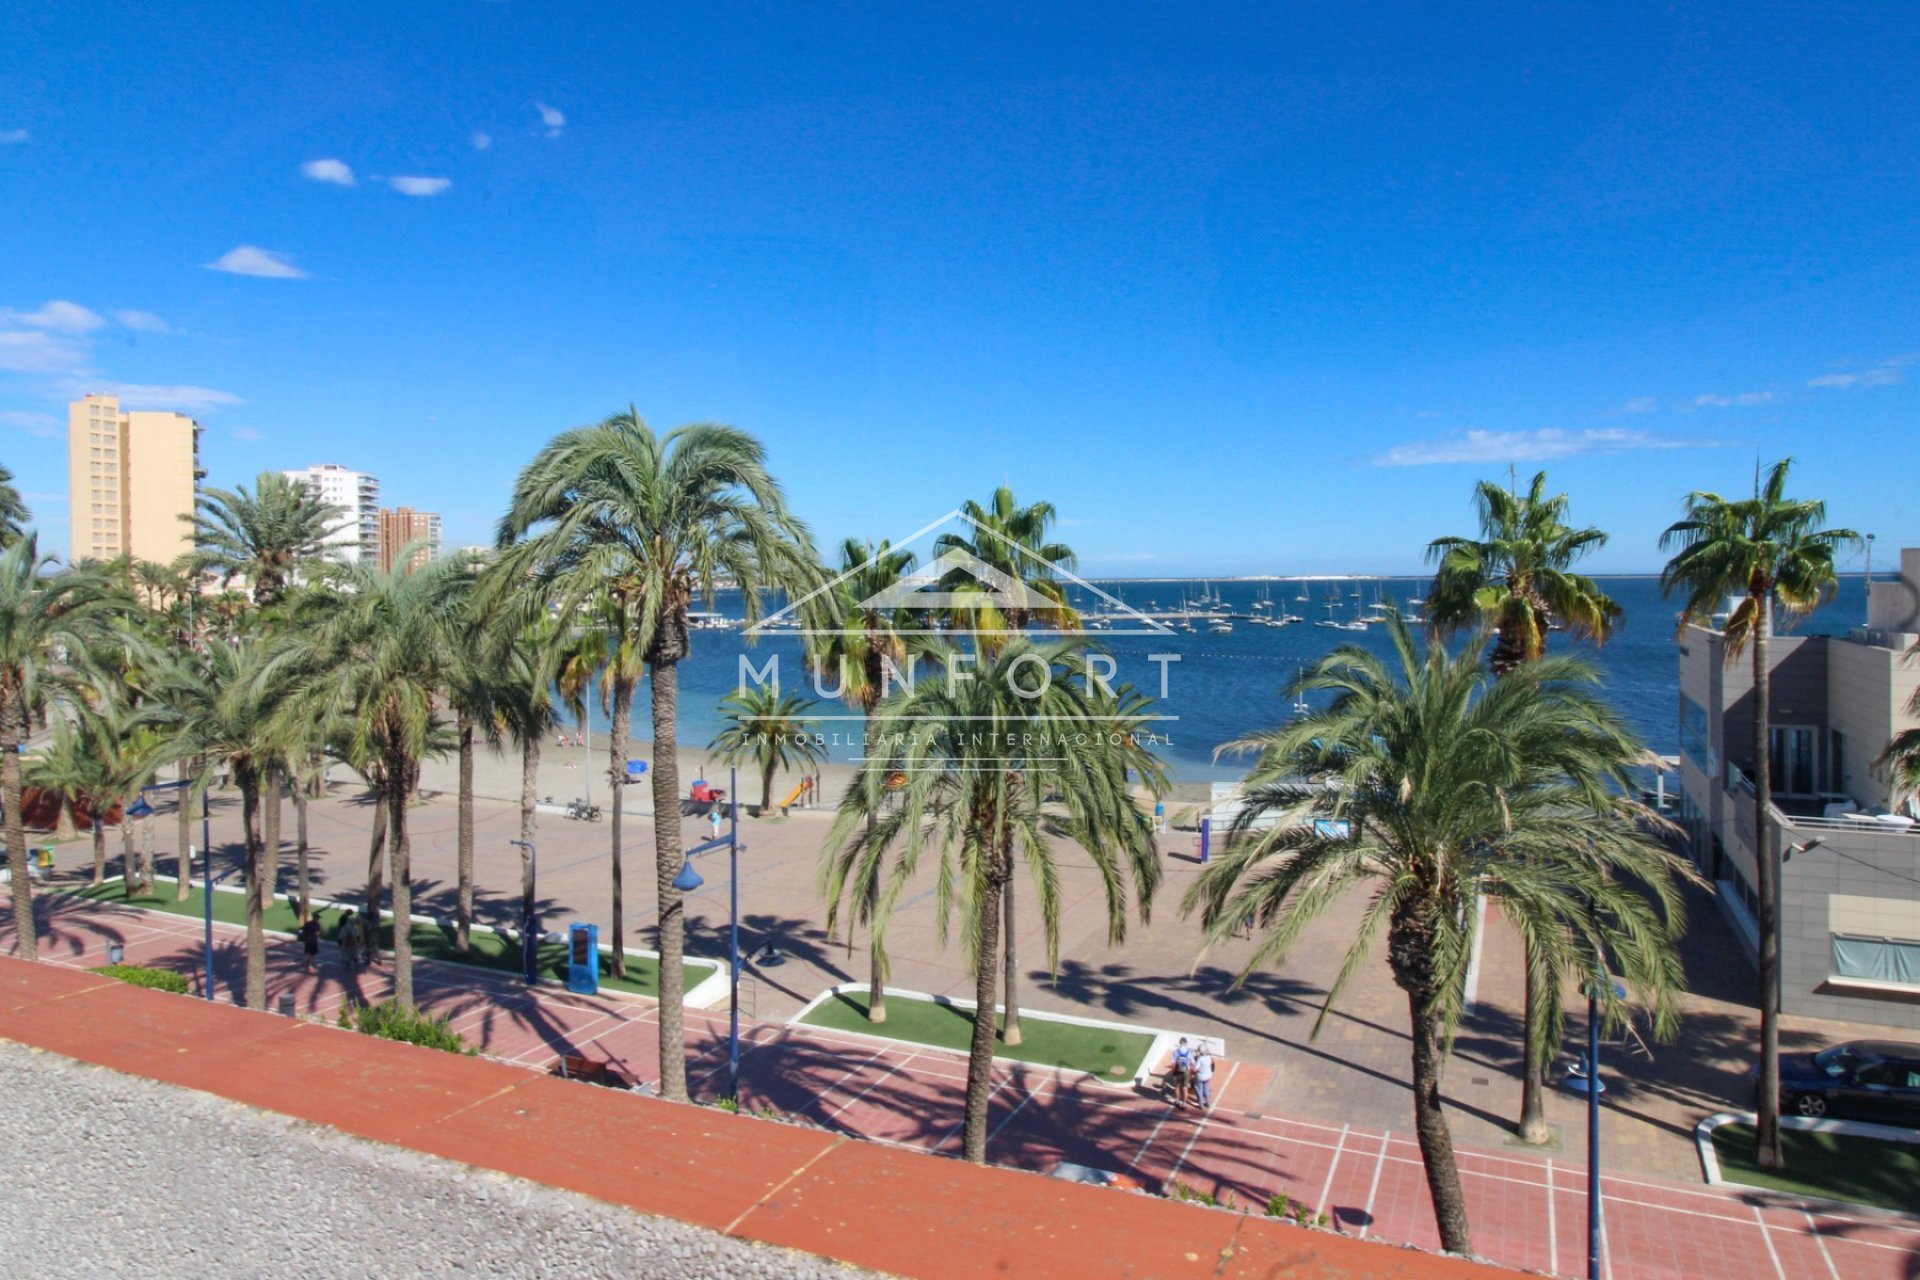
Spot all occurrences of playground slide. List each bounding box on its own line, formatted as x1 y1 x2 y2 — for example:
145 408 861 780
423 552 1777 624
777 782 807 811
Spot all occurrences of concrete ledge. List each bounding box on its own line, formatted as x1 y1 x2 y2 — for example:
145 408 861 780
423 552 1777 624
0 956 1510 1280
1695 1109 1920 1216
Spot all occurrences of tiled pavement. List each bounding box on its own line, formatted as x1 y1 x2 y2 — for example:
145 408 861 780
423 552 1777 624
8 892 1918 1280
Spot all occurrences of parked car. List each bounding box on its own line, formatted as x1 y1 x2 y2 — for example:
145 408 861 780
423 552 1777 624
1757 1041 1920 1125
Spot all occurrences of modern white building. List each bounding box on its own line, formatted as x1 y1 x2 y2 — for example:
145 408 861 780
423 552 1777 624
1676 548 1920 1030
283 463 380 565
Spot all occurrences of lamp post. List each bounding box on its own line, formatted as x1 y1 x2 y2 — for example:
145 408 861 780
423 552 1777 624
510 838 538 985
672 767 742 1097
125 795 154 897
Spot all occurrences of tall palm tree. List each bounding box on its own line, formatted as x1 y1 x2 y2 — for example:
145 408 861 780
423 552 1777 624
188 471 340 608
823 639 1164 1162
0 538 127 960
806 537 917 1022
933 489 1081 1044
1661 457 1859 1172
154 638 295 1008
708 683 825 815
1425 468 1621 1144
1184 616 1691 1255
431 555 494 953
0 464 29 546
497 410 819 1103
280 558 465 1008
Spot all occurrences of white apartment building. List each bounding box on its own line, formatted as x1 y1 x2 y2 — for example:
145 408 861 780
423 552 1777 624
282 463 380 565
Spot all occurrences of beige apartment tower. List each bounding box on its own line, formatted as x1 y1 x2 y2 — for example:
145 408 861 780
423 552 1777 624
67 394 203 565
377 506 442 573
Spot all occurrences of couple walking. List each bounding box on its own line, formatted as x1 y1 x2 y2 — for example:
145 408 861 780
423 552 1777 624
1168 1037 1216 1109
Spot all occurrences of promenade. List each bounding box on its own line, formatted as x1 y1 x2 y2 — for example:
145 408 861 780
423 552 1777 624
8 889 1916 1280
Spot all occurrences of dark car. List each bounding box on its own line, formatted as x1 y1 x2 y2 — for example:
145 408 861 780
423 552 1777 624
1761 1041 1920 1125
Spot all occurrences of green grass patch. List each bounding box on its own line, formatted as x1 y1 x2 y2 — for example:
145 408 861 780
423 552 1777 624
64 877 715 1001
97 963 191 994
800 989 1153 1080
1711 1122 1920 1212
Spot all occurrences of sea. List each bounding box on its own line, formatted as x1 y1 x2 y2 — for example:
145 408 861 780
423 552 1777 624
570 575 1881 787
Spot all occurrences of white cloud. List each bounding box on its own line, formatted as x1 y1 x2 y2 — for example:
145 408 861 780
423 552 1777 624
300 158 356 186
389 175 451 197
1375 427 1701 467
230 424 263 441
1618 396 1659 414
471 131 492 151
0 409 61 437
113 309 170 333
95 382 242 413
205 245 306 279
1692 391 1774 408
535 101 566 137
0 330 90 375
0 129 26 145
1807 367 1902 390
6 300 106 333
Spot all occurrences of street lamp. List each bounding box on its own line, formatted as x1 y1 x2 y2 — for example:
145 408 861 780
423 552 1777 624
510 838 538 985
675 767 743 1098
125 795 154 896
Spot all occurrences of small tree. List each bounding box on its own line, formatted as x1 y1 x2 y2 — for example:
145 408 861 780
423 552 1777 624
708 684 825 815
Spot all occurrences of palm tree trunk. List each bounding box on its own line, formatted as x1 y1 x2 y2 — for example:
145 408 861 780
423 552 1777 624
649 660 689 1103
365 789 387 938
1752 610 1784 1171
456 712 475 953
1517 964 1552 1145
260 764 282 915
1408 987 1473 1255
866 809 887 1025
609 680 631 980
1001 875 1022 1046
520 734 541 974
388 764 414 1008
175 762 196 901
963 867 1007 1163
293 785 310 923
760 759 775 817
240 774 266 1011
120 809 138 894
54 797 76 842
91 808 107 886
2 694 34 960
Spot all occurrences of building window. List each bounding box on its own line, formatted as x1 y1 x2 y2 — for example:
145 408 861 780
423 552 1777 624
1830 730 1846 794
1831 934 1920 987
1770 725 1816 795
1681 697 1711 772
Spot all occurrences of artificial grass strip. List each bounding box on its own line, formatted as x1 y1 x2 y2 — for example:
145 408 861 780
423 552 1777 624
64 877 715 1000
801 988 1152 1080
1711 1122 1920 1212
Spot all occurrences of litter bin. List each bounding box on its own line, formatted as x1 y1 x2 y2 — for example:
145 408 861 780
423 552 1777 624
567 923 599 996
35 846 53 869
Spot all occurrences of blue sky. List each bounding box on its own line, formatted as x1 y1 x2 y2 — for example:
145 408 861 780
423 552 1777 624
1 2 1915 574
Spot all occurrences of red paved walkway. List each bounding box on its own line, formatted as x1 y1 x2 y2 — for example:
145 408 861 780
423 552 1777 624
11 892 1920 1280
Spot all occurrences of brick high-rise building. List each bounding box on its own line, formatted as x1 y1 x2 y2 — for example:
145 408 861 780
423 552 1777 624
284 463 380 564
377 506 442 573
67 393 204 565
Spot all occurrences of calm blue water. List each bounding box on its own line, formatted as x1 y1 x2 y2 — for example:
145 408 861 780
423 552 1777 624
572 576 1879 785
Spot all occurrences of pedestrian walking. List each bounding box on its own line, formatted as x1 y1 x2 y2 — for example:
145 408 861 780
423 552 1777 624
1193 1047 1215 1110
298 913 322 974
337 908 362 971
1169 1036 1195 1106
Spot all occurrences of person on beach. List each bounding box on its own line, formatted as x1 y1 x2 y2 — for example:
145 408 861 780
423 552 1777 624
1169 1037 1195 1106
1193 1047 1215 1110
298 913 322 974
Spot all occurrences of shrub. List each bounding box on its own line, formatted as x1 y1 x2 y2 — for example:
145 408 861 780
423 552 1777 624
337 1000 474 1055
98 963 190 995
1264 1191 1327 1227
714 1096 741 1113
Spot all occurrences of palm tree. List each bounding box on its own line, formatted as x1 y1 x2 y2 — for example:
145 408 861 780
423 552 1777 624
431 555 495 953
708 683 825 815
188 471 341 608
933 489 1081 1045
805 537 917 1022
154 638 295 1008
0 538 127 960
1184 616 1691 1255
280 558 465 1008
0 463 29 546
1425 468 1621 1144
497 410 819 1103
1661 458 1859 1172
31 706 161 889
823 639 1163 1162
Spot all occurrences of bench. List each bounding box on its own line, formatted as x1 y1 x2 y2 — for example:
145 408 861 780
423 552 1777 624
551 1053 644 1091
